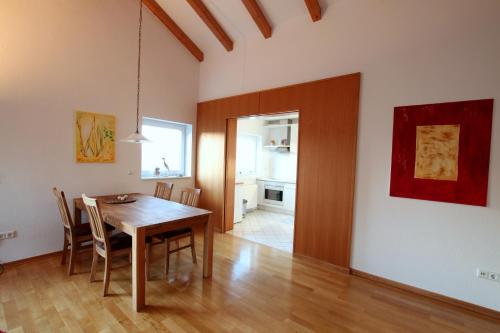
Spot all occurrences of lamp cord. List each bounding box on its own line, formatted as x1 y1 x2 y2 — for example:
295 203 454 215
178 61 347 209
135 0 143 134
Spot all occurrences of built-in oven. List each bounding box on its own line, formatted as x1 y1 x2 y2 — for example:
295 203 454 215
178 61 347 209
264 182 284 206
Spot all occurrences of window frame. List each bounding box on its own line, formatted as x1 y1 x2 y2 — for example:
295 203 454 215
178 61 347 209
140 117 191 180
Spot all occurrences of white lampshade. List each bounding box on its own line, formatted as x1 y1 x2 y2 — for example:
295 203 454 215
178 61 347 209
122 1 149 145
121 131 150 143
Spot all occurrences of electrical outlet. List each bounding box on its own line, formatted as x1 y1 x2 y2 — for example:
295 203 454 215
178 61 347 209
0 230 17 240
477 268 489 279
477 268 500 282
489 272 500 282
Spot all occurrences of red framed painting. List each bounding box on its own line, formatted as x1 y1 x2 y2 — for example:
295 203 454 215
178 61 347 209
390 99 493 206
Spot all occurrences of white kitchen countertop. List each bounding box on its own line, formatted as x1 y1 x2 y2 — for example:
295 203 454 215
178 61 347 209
257 177 296 184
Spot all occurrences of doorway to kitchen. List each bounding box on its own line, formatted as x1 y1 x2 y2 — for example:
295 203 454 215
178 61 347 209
228 112 298 253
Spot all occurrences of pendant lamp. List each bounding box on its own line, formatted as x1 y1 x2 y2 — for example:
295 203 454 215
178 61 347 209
122 0 149 143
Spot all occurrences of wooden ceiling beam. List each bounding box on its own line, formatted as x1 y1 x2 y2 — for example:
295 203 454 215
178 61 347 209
242 0 272 39
185 0 233 52
304 0 321 22
143 0 204 61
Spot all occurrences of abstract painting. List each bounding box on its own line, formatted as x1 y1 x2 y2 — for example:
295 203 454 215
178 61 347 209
390 99 493 206
414 124 460 181
75 111 115 163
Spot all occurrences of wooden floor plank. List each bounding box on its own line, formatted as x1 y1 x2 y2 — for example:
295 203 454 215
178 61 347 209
0 233 499 332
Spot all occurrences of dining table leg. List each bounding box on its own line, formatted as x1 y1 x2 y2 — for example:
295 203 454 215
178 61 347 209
73 204 82 226
203 215 213 278
132 228 146 311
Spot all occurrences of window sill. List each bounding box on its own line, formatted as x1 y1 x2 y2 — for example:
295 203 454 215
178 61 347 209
141 176 192 181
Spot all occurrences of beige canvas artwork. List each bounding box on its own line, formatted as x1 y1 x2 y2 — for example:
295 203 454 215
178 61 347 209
75 111 115 163
414 124 460 181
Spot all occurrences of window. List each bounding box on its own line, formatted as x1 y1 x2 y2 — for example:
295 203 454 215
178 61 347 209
236 134 259 176
141 117 192 179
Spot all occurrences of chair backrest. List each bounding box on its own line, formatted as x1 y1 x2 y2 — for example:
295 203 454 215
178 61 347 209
52 187 73 231
154 182 174 201
179 188 201 207
82 194 109 249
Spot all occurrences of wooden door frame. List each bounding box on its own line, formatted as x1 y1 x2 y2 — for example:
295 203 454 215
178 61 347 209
223 118 237 232
197 73 360 268
222 111 302 245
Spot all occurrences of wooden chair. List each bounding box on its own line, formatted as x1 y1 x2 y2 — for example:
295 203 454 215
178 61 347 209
180 188 201 207
82 194 151 296
157 188 201 277
53 187 94 275
154 181 174 200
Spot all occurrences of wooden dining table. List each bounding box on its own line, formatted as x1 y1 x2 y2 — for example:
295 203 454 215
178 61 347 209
73 193 213 312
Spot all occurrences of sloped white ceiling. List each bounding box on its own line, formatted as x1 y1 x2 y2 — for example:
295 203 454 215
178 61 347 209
155 0 331 54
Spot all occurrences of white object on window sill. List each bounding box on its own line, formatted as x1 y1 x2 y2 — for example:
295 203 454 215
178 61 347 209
141 176 192 180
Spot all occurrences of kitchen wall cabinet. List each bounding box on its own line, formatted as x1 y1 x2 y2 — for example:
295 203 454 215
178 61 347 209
264 126 288 147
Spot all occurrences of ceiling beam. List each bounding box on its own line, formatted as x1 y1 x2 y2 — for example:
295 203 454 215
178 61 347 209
185 0 234 52
241 0 272 39
143 0 204 61
304 0 321 22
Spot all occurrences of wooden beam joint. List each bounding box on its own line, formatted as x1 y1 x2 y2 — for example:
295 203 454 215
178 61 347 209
242 0 272 39
186 0 234 52
143 0 204 61
304 0 321 22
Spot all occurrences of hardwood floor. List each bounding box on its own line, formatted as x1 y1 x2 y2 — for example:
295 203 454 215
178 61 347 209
1 233 499 332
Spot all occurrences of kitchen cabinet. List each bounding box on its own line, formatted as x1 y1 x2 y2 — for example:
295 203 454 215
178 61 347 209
262 118 298 151
257 180 264 205
234 184 243 223
234 183 258 223
264 124 289 147
257 179 296 214
243 184 258 209
283 183 296 212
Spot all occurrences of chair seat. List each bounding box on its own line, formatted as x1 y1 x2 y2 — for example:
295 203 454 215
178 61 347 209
73 223 92 237
68 223 93 243
156 227 192 240
66 223 115 242
96 233 152 252
69 223 114 238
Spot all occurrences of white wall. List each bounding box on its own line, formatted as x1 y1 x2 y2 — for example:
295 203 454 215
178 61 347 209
237 118 266 182
267 124 298 182
237 118 298 182
0 0 199 262
198 0 500 311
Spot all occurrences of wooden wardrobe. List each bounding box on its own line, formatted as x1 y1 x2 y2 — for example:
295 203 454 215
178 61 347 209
195 73 360 269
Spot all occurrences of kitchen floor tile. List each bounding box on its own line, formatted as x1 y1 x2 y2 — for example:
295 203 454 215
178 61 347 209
229 209 294 253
